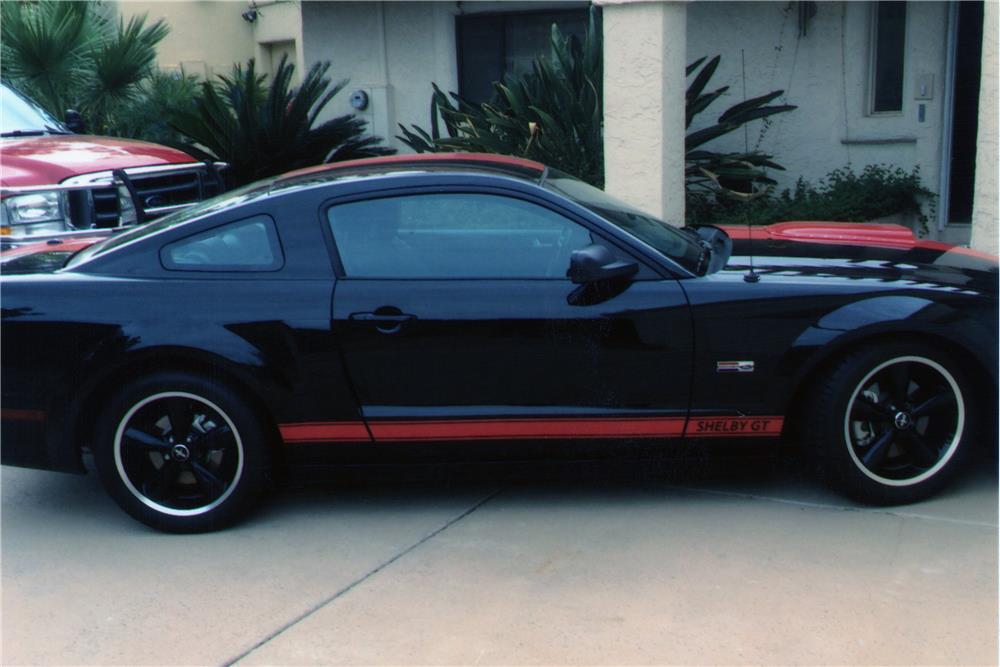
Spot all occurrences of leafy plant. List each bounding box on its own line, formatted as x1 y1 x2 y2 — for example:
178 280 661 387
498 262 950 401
1 1 168 135
399 9 796 197
684 55 796 199
168 56 394 186
398 8 603 186
113 69 201 144
687 164 936 233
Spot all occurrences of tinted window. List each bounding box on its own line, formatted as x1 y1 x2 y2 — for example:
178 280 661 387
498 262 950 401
327 193 594 278
161 215 283 271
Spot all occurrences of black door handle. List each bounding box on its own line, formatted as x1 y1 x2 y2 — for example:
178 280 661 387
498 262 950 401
349 312 414 323
349 310 416 334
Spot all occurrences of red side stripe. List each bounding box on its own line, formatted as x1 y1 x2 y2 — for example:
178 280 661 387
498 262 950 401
278 421 370 443
0 408 45 422
369 417 686 441
686 416 784 437
277 415 785 443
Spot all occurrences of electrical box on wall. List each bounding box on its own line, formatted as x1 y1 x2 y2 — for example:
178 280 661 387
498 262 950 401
914 73 934 100
346 85 394 145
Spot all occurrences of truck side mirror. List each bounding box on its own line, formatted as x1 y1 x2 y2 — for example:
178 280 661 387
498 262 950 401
64 109 86 134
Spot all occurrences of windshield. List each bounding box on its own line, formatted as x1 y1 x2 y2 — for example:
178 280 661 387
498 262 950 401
545 170 704 274
66 179 275 268
1 83 70 136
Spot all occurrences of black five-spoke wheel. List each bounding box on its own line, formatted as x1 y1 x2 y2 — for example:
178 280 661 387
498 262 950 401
811 343 973 504
95 372 269 532
115 392 243 516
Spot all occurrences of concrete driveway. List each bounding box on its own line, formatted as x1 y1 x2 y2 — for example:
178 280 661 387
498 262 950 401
3 451 997 666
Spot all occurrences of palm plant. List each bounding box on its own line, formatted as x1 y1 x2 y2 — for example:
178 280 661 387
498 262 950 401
168 56 395 186
1 1 168 135
398 9 603 186
399 9 796 198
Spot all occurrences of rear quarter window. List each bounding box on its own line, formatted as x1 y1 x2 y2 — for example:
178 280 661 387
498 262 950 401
160 215 284 272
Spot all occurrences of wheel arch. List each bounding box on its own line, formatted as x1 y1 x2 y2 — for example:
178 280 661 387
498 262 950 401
782 329 996 444
66 348 284 470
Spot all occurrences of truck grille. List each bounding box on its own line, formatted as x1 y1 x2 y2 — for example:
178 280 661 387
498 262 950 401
87 166 223 228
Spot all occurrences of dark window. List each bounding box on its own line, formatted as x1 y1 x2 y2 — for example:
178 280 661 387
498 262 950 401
161 215 283 271
457 9 589 103
327 193 594 279
871 1 907 113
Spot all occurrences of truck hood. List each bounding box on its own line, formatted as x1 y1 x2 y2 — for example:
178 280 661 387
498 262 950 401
719 222 998 293
0 135 196 187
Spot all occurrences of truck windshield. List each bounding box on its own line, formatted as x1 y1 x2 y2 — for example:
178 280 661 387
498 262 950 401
544 170 704 274
1 83 70 136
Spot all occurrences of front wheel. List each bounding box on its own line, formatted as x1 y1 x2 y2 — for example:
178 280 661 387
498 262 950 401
809 344 973 505
94 372 270 532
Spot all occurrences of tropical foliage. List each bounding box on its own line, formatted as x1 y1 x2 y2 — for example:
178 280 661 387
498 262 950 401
168 56 395 186
1 1 168 135
687 164 936 231
398 9 603 186
398 9 796 198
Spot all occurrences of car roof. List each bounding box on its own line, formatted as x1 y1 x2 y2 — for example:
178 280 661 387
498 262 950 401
273 153 547 189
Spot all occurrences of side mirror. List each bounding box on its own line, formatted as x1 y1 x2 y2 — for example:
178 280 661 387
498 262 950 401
567 244 638 284
64 109 86 134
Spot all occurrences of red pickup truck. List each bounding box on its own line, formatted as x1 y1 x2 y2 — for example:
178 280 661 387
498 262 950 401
0 83 224 243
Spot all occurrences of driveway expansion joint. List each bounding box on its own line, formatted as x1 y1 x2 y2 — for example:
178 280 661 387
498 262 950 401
223 487 504 666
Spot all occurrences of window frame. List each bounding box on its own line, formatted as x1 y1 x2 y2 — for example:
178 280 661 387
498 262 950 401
868 1 908 116
159 214 285 273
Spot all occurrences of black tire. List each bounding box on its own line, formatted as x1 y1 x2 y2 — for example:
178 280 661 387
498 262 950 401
93 371 271 532
808 342 974 505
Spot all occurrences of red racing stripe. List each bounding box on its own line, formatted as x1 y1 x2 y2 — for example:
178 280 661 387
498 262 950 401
686 416 784 437
0 408 45 422
278 421 370 443
369 417 687 441
277 415 785 444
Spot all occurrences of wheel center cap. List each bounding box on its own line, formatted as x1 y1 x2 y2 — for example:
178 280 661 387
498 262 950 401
893 411 913 430
171 443 191 462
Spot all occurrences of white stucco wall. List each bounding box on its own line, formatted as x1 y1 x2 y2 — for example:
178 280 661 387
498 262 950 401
971 0 998 255
686 1 949 215
300 2 459 150
602 0 687 224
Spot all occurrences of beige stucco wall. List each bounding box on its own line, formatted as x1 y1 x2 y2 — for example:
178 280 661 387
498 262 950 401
971 0 998 255
299 2 458 150
115 1 256 78
601 0 687 224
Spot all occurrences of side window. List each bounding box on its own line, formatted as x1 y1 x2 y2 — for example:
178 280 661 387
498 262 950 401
870 1 906 114
161 215 283 271
327 193 595 279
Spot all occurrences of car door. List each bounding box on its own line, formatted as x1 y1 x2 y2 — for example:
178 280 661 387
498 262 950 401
327 188 693 443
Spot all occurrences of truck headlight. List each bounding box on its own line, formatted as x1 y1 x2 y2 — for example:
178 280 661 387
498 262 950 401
0 191 69 237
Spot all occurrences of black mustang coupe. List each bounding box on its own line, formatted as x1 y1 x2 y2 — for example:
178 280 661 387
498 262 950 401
2 154 996 532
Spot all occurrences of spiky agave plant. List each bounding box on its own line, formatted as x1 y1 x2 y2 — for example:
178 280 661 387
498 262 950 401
169 56 394 186
398 8 603 186
399 8 796 197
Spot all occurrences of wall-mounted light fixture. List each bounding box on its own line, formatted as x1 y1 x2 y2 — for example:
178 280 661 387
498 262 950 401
349 90 370 111
241 2 260 23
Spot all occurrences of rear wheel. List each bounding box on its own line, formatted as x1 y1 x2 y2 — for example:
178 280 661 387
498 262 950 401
810 343 972 504
94 372 270 532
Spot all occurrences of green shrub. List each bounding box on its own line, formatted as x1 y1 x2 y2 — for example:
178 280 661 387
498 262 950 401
687 164 936 233
399 8 796 197
168 56 394 186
